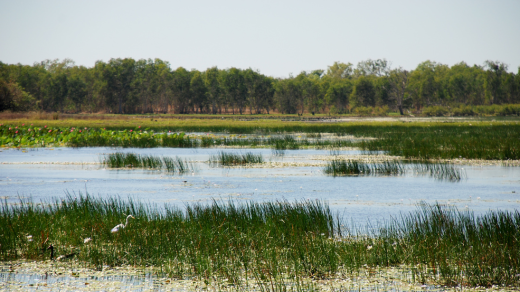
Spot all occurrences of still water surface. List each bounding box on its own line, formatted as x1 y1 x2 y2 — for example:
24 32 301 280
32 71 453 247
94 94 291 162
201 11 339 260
1 147 519 226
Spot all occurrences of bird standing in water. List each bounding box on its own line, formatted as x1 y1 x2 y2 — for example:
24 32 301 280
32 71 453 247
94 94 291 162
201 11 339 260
47 245 78 261
111 215 135 233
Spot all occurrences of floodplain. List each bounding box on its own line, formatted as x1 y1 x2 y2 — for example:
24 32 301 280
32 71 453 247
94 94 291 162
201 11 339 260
1 116 519 291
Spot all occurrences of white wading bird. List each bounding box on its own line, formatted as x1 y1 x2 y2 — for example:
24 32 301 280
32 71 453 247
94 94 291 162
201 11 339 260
111 215 135 233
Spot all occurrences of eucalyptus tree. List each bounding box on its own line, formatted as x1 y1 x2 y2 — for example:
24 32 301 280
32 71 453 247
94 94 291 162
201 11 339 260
67 74 87 113
326 62 353 79
133 59 156 113
259 76 275 114
154 59 172 113
47 72 68 112
190 70 207 113
0 78 36 111
354 59 391 77
300 72 324 115
220 68 247 114
407 60 449 110
324 79 352 114
484 60 509 104
203 66 221 114
388 67 409 115
244 68 274 114
170 67 192 114
274 77 300 114
350 76 375 108
102 58 136 113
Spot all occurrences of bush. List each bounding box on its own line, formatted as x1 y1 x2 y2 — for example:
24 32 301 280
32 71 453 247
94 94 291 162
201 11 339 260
422 106 448 117
452 105 475 116
353 106 373 116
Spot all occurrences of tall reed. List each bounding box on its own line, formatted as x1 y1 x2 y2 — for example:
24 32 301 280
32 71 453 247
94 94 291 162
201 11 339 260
208 151 264 166
324 159 465 181
0 196 518 288
101 152 194 174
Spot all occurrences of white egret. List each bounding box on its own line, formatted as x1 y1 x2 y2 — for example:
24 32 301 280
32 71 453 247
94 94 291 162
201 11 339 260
111 215 135 233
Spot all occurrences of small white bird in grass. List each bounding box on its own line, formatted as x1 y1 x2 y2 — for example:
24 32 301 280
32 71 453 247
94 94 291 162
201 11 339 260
111 215 135 233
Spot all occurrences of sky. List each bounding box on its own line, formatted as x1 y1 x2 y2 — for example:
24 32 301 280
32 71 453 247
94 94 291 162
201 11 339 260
1 0 519 77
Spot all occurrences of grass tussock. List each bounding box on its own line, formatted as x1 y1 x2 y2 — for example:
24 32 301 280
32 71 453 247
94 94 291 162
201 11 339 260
101 152 194 174
324 159 465 181
0 195 519 288
208 151 264 166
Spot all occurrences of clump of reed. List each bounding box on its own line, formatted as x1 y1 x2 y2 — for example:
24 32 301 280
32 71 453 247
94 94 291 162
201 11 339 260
1 196 518 288
101 152 194 174
324 159 405 176
382 203 520 287
208 151 264 166
410 161 467 181
324 159 464 181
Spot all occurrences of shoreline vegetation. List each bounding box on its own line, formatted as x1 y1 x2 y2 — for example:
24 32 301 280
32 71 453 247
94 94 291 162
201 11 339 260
1 118 519 160
1 195 519 289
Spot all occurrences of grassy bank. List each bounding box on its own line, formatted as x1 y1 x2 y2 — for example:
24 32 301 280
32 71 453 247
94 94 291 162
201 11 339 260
1 195 519 288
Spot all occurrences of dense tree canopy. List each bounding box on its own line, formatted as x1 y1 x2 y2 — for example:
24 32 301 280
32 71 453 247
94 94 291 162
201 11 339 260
0 58 519 114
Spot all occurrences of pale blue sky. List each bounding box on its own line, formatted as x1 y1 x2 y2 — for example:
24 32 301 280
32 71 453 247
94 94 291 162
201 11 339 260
1 0 519 77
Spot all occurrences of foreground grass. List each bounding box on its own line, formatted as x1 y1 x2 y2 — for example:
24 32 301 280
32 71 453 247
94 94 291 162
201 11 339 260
1 195 519 288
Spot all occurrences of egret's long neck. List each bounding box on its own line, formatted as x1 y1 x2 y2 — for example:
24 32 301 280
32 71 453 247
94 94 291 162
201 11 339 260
125 216 131 227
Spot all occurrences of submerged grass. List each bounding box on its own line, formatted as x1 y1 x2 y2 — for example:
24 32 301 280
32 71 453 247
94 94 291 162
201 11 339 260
324 159 465 181
0 195 518 288
101 152 194 174
208 151 264 166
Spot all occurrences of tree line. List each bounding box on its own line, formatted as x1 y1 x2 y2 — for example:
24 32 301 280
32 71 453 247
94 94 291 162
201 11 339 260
1 58 519 115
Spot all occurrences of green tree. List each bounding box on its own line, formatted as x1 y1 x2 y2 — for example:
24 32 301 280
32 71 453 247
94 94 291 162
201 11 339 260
350 76 375 108
324 79 352 114
190 70 207 113
388 68 409 115
220 68 247 114
103 58 136 114
326 62 353 79
203 67 221 114
67 75 87 112
170 67 192 114
484 60 508 104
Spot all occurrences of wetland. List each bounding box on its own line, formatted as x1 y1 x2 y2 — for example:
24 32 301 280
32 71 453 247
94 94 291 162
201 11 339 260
1 118 519 291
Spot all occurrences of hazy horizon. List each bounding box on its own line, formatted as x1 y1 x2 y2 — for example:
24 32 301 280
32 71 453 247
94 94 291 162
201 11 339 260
1 0 519 77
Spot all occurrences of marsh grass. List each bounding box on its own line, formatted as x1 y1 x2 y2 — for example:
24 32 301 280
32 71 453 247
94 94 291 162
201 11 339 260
1 196 518 288
410 161 467 181
324 160 405 176
324 160 464 181
101 152 194 174
2 121 519 160
386 203 520 287
209 151 264 166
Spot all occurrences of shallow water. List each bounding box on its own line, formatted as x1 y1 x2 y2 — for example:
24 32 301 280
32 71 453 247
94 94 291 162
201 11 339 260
1 147 519 227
